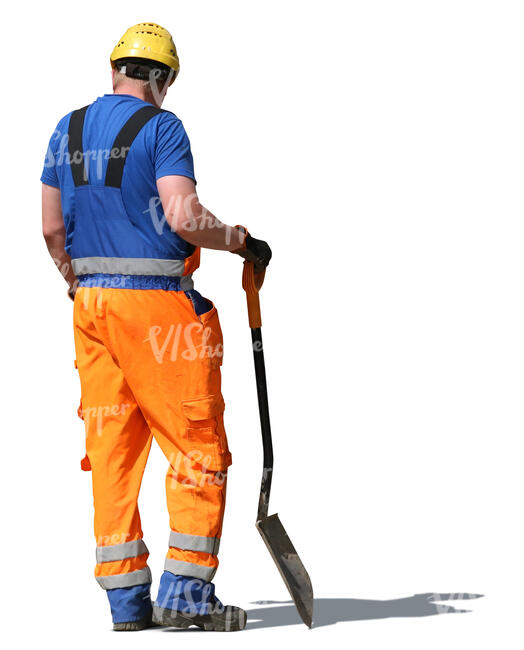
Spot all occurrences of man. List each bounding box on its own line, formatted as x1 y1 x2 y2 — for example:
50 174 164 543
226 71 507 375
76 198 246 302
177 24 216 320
41 22 271 632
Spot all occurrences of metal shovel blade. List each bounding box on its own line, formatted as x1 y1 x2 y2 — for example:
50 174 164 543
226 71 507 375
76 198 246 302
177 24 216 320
256 513 314 627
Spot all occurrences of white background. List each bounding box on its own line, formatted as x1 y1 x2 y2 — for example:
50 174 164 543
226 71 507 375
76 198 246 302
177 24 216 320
2 0 523 648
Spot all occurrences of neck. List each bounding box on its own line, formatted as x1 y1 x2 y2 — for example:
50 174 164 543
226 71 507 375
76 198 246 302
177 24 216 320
113 85 161 108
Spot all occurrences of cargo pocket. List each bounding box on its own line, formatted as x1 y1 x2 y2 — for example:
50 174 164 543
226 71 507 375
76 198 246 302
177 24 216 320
181 393 232 471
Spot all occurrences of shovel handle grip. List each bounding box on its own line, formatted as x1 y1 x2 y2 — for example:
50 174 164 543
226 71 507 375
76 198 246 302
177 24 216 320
242 261 265 328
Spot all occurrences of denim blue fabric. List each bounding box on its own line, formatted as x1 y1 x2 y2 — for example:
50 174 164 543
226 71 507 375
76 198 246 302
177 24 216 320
77 274 187 290
155 572 222 616
107 583 152 623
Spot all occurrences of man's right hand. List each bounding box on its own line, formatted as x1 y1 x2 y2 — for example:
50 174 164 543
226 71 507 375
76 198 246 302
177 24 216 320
232 228 272 272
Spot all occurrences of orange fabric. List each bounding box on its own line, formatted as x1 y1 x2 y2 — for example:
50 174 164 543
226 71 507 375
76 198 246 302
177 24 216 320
183 247 201 275
73 287 232 579
166 547 219 569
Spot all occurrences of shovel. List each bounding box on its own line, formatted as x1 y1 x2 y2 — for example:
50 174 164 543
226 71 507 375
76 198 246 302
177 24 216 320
242 260 314 628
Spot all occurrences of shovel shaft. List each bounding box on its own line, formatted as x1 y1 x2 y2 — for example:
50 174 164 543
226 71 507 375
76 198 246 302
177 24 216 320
250 327 274 521
242 261 274 521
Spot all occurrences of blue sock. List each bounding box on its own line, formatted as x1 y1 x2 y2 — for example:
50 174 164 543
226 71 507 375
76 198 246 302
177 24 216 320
107 584 152 624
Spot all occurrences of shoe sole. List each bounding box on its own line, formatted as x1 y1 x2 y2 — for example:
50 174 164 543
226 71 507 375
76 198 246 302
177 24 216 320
113 614 153 631
152 604 247 631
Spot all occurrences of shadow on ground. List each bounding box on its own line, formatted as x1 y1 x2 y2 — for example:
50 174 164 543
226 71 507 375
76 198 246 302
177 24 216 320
245 593 484 630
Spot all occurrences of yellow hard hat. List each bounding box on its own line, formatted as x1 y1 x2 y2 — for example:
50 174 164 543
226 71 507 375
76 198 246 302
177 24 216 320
110 23 180 85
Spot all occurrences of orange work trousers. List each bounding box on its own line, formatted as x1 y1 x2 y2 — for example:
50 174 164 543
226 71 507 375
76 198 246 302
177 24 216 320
73 286 232 589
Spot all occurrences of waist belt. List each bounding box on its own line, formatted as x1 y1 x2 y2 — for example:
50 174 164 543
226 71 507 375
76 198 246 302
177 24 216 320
77 273 194 290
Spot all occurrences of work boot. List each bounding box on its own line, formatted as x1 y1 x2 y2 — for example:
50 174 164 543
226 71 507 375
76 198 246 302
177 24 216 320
153 572 247 631
107 583 154 631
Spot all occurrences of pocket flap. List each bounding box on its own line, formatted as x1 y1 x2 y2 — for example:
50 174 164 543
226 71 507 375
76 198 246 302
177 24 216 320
181 393 225 421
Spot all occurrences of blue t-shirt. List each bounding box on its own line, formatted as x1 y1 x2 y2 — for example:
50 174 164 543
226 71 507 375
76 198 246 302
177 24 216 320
41 93 196 258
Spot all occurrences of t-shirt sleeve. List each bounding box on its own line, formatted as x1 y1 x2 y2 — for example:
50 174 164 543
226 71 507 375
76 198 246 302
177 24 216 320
40 115 69 188
154 113 196 183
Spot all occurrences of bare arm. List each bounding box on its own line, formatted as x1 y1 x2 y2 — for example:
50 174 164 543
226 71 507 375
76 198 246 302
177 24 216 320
42 183 78 296
156 175 245 250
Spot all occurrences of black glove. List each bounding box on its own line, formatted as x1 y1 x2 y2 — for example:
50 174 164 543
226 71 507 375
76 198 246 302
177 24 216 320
232 226 272 272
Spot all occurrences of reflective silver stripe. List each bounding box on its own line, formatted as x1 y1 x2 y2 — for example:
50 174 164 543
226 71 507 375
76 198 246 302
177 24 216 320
96 539 149 563
169 532 220 555
72 257 186 276
96 567 152 590
164 559 217 582
179 274 194 290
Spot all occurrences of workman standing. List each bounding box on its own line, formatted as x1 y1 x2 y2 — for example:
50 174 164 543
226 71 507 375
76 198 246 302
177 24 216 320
41 22 271 632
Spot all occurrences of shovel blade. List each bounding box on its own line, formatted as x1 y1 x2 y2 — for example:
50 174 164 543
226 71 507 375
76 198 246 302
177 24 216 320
256 513 314 627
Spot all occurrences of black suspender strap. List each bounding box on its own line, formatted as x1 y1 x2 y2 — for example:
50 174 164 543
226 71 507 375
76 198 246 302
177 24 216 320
68 105 90 187
105 105 163 188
